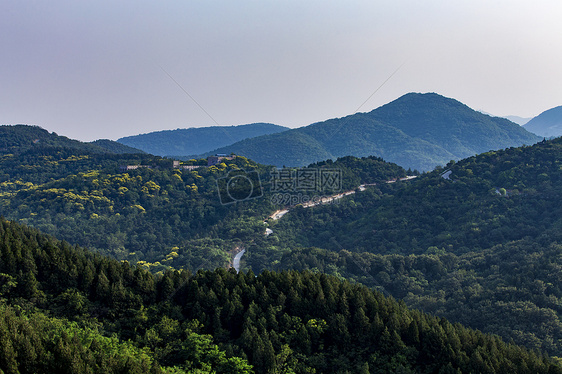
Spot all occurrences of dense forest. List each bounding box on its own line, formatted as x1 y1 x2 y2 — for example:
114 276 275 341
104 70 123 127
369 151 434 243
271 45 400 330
1 218 559 373
251 138 562 354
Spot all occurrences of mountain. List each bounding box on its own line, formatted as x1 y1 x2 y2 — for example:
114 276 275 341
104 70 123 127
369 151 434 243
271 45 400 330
205 93 541 171
117 123 289 157
524 105 562 138
89 139 145 154
504 115 532 126
0 217 559 373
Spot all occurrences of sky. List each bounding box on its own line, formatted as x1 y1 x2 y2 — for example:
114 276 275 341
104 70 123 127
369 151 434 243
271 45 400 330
2 1 562 141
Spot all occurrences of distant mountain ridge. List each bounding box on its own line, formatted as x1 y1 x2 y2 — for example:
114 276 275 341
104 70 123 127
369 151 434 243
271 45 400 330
117 123 289 157
205 93 540 171
524 105 562 138
504 115 531 126
89 139 145 154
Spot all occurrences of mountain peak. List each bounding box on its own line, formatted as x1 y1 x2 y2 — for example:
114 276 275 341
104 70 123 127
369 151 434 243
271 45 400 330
372 92 470 113
206 93 540 171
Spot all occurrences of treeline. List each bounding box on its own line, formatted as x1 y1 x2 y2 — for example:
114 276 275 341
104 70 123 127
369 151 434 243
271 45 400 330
307 155 414 190
1 217 559 373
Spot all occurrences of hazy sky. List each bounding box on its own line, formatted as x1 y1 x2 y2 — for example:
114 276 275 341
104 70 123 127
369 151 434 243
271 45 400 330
2 1 562 141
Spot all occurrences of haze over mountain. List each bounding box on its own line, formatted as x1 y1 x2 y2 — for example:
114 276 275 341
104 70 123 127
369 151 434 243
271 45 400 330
524 105 562 138
504 115 532 126
117 123 288 157
205 93 540 171
480 112 532 126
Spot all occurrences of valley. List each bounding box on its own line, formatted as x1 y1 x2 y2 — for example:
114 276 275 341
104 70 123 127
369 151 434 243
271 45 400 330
1 99 562 372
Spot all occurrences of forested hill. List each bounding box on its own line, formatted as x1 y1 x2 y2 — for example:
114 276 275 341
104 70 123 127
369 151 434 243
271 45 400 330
270 137 562 256
0 125 142 155
252 137 562 354
0 218 559 373
0 152 274 272
204 93 540 171
0 125 167 187
366 92 538 158
117 123 289 157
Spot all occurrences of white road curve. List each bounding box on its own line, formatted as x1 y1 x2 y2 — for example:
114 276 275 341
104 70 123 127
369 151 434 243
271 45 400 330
233 249 246 273
268 176 418 221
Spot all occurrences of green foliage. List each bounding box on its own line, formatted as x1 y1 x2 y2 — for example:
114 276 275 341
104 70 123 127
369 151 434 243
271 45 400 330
0 303 174 373
0 138 274 270
256 137 562 354
307 155 410 190
0 218 252 373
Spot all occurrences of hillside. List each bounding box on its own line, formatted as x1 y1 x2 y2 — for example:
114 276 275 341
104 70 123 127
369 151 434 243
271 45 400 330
206 93 540 171
0 217 559 373
524 105 562 138
252 137 562 354
0 153 273 271
0 125 113 154
117 123 289 157
366 93 538 159
0 125 169 187
0 131 409 273
1 124 146 156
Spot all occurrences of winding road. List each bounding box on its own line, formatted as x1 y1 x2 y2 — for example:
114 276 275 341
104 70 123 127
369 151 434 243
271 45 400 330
233 249 245 273
233 175 419 269
268 175 417 221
